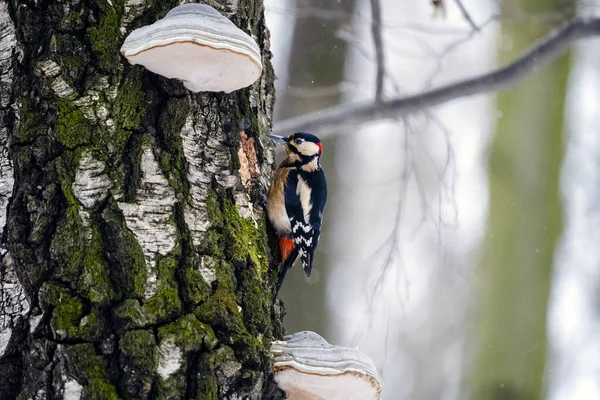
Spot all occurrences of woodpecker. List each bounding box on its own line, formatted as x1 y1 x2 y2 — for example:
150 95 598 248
267 132 327 295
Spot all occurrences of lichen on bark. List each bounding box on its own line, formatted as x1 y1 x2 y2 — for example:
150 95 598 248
0 0 285 399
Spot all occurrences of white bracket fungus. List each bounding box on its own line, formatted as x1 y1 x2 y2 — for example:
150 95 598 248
271 331 383 400
120 4 262 93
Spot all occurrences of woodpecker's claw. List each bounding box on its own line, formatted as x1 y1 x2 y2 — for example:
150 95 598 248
254 191 267 211
244 177 260 187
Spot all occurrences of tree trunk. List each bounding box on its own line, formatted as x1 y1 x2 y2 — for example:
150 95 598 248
0 1 285 399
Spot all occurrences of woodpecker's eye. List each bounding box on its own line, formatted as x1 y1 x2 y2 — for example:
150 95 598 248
294 138 303 145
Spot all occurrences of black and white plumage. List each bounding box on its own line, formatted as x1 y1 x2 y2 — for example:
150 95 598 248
266 132 327 295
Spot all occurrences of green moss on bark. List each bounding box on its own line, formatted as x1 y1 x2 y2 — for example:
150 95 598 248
204 188 269 274
86 379 120 400
55 99 92 148
142 253 183 323
158 97 191 195
81 224 118 304
113 299 151 331
181 266 211 305
194 286 243 336
39 283 105 341
194 346 241 400
158 314 217 352
100 206 147 299
51 204 116 305
62 344 119 400
88 10 121 72
16 96 44 143
142 285 181 323
76 309 106 342
54 152 80 205
119 329 158 398
154 315 219 398
238 264 271 336
41 283 84 331
196 186 279 367
114 69 145 131
199 229 224 258
50 208 86 284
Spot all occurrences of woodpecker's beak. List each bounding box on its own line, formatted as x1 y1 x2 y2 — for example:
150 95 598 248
267 134 288 145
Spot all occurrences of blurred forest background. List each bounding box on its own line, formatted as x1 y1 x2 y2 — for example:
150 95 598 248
265 0 600 399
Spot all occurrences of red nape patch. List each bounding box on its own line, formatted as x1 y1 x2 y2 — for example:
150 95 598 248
279 237 295 263
316 142 323 154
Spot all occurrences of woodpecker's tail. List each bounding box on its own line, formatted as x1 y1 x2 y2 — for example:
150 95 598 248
275 238 298 297
303 253 313 278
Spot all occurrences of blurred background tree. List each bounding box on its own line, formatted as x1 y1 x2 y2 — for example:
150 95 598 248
470 0 574 399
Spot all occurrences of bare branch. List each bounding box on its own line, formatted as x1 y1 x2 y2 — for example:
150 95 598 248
370 0 386 101
274 17 600 135
453 0 480 31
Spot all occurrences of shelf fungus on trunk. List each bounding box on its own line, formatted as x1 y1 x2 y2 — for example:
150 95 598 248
120 3 262 93
271 331 382 400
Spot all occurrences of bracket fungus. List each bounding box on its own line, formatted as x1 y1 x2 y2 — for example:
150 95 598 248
120 4 262 93
271 331 382 400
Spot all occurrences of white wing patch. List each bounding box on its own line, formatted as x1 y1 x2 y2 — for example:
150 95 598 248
296 176 312 222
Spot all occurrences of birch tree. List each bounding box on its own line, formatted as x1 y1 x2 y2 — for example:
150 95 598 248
0 0 284 398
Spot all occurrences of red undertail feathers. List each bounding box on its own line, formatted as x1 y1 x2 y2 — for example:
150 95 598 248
279 236 295 264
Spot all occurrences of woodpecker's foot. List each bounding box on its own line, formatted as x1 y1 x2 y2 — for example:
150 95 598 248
244 178 267 209
253 187 268 211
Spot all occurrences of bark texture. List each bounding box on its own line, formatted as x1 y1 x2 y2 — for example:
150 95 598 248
0 0 285 399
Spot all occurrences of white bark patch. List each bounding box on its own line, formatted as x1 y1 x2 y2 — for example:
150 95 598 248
72 154 113 209
157 338 182 379
0 327 11 356
0 253 30 358
118 148 177 299
0 3 26 362
120 0 147 34
198 256 217 286
63 379 83 400
73 76 117 135
0 1 17 109
0 128 12 232
180 113 259 247
29 313 43 334
180 115 216 247
35 59 76 99
0 1 15 234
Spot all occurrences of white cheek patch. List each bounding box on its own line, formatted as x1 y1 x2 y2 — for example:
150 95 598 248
298 141 320 156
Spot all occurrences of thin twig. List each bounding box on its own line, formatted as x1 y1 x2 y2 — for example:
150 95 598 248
370 0 386 101
274 17 600 135
453 0 480 31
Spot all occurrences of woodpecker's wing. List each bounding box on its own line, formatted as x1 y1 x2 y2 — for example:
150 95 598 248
284 169 327 277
